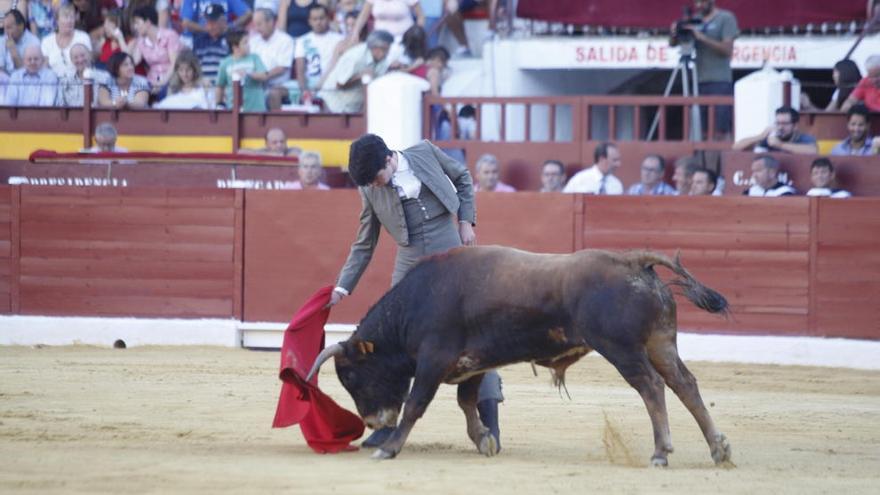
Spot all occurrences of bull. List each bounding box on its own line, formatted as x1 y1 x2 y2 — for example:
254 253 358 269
307 246 732 466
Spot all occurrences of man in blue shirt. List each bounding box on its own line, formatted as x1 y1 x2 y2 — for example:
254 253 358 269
5 45 58 107
181 0 252 36
192 4 230 84
830 104 877 156
1 10 41 75
732 106 819 155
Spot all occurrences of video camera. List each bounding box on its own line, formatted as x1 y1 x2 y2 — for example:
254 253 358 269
673 6 703 44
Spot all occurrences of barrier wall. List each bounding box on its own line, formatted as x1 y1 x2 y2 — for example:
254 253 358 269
0 186 877 339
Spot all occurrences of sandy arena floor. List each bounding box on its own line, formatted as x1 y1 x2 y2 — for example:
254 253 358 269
1 346 878 494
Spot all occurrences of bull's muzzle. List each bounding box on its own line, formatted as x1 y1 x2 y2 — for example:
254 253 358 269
364 409 399 429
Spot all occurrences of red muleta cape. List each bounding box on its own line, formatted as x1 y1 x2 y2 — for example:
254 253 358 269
272 286 364 453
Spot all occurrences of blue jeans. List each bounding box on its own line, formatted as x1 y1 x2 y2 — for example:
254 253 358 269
698 81 733 135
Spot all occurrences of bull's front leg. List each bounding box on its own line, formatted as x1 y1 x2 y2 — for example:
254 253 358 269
457 374 497 456
372 358 448 460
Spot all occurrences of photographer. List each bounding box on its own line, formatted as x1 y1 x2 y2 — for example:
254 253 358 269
670 0 739 139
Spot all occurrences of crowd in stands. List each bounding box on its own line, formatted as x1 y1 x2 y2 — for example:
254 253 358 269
0 0 498 110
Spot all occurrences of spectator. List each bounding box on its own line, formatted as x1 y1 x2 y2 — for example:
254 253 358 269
191 4 229 85
743 155 796 197
394 25 428 74
626 155 676 196
295 4 343 104
672 156 698 195
689 168 717 196
4 45 58 106
539 159 565 193
97 52 151 108
444 0 500 57
41 4 93 78
830 104 877 156
122 0 170 37
84 122 128 152
28 0 57 39
473 153 515 192
457 104 477 139
318 29 394 113
1 10 40 75
71 0 107 44
129 5 181 94
277 0 329 38
182 0 252 36
562 142 623 195
255 0 282 15
805 158 851 198
292 151 331 189
249 8 294 110
96 9 127 71
424 46 451 139
215 29 269 112
801 60 861 112
59 43 110 107
350 0 425 44
333 0 359 35
155 50 213 109
732 106 818 155
671 0 738 139
842 55 880 112
419 0 443 47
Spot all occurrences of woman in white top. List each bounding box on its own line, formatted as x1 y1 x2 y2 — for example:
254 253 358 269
155 50 213 109
41 3 93 78
350 0 424 43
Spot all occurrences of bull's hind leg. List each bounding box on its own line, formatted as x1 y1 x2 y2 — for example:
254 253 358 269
457 375 497 456
647 333 732 465
597 343 674 467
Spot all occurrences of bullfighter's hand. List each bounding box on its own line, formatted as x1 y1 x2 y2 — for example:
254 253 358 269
459 222 476 246
326 289 345 309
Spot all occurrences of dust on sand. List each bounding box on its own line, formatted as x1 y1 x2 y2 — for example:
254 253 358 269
1 346 878 494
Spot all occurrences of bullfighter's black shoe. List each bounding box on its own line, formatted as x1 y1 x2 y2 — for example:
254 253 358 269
477 399 501 453
361 427 394 448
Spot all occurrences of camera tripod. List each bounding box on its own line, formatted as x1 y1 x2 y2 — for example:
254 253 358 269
646 44 703 142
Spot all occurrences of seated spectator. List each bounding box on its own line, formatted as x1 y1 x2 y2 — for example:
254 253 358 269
71 0 106 43
241 127 302 156
539 159 565 193
182 0 252 37
129 6 181 94
295 4 343 104
563 142 623 195
4 45 58 106
671 157 698 195
333 0 358 35
155 50 213 109
215 29 269 112
249 8 294 110
321 9 369 83
801 59 861 112
349 0 425 44
689 168 717 196
473 153 515 192
743 155 797 197
830 104 877 156
83 122 128 152
277 0 330 38
457 103 477 139
191 4 230 85
96 10 127 71
732 106 818 155
292 151 330 189
41 4 93 78
1 10 40 75
805 158 851 198
626 155 676 196
98 52 151 109
28 0 57 39
318 30 394 114
842 55 880 112
59 43 110 107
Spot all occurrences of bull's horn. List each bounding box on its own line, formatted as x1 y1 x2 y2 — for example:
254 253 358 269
305 343 344 382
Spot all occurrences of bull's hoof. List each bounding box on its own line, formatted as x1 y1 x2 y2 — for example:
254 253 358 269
650 456 669 468
371 448 397 460
478 433 499 457
711 433 733 466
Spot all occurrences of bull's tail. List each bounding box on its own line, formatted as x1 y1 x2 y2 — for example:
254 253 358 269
636 251 729 315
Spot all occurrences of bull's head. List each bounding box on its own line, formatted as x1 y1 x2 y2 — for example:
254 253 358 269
306 338 412 430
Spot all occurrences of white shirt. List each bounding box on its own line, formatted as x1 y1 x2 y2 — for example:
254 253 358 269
249 29 295 87
294 30 344 90
367 0 419 41
806 187 851 198
391 151 421 199
562 165 623 195
155 86 214 109
41 30 93 78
